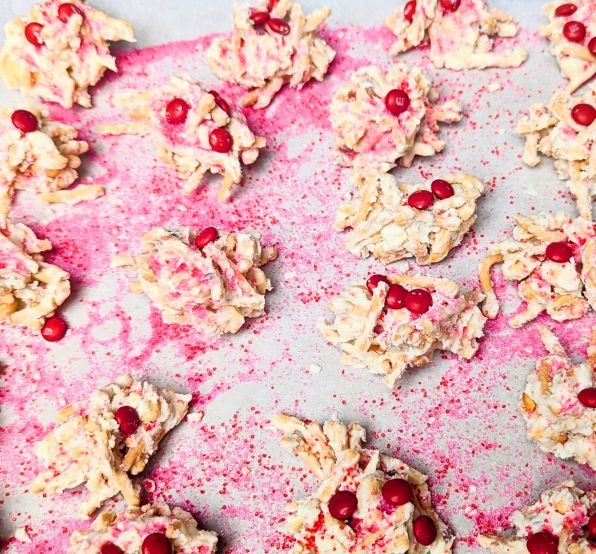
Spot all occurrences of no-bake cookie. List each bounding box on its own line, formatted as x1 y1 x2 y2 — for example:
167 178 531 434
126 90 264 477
113 226 277 336
478 480 596 552
480 212 596 328
273 413 454 553
386 0 527 70
336 170 484 265
0 0 134 108
329 64 462 172
100 76 265 201
31 374 190 518
318 274 486 387
69 502 218 553
207 0 335 109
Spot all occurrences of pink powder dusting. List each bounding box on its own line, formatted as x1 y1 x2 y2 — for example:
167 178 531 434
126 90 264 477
0 19 594 554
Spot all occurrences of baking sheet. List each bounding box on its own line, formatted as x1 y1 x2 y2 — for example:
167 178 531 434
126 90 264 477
0 0 594 552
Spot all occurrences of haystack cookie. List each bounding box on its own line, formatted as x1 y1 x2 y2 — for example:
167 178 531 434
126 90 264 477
478 481 596 552
540 1 596 93
99 76 265 201
480 212 596 328
318 274 486 387
112 226 277 336
0 107 102 227
31 374 190 518
329 64 462 171
69 502 218 553
336 170 484 265
0 0 134 108
386 0 527 70
207 0 335 109
273 413 455 553
0 220 70 330
520 326 595 470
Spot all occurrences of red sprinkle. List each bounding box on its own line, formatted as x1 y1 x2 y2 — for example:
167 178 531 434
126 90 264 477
404 289 433 314
328 490 357 520
114 406 141 437
385 284 407 310
267 0 279 10
249 10 270 26
11 110 39 133
589 37 596 56
41 316 67 342
209 90 231 115
578 387 596 408
100 543 124 554
373 324 384 334
403 0 417 22
24 22 44 47
413 515 437 545
545 241 573 263
385 89 410 116
165 98 190 125
570 103 596 126
407 190 434 210
209 128 233 153
58 3 84 22
526 531 559 554
431 179 454 199
439 0 461 12
554 3 577 16
267 18 290 35
381 478 413 505
588 513 596 539
563 21 586 42
141 533 172 554
195 227 219 249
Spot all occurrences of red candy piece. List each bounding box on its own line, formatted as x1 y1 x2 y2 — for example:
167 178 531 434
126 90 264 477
563 21 586 42
413 515 437 545
267 0 279 11
209 128 233 153
589 37 596 57
366 274 390 295
571 103 596 126
385 284 407 310
588 513 596 539
385 89 410 116
403 0 417 22
431 179 454 199
100 543 124 554
141 533 172 554
25 22 44 47
249 10 270 26
545 241 573 263
165 98 190 125
381 478 413 505
115 406 141 437
58 3 84 22
578 387 596 408
209 91 231 115
328 490 357 520
554 3 577 16
439 0 461 12
407 190 434 210
195 227 219 249
526 531 559 554
41 316 67 342
11 110 39 133
267 18 290 35
404 289 433 314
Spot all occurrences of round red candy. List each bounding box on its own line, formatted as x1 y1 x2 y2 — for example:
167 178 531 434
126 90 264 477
58 3 84 22
571 103 596 126
381 478 413 505
413 515 437 545
41 316 67 342
385 284 407 310
195 227 218 249
431 179 454 199
267 18 290 35
578 387 596 408
588 513 596 539
366 274 390 295
589 37 596 57
209 91 231 115
385 89 410 116
249 10 270 26
545 241 573 263
165 98 190 125
209 128 233 153
328 490 357 520
439 0 461 12
407 190 434 210
141 533 172 554
100 543 124 554
554 2 577 16
404 289 433 314
115 406 140 437
403 0 417 22
526 531 559 554
563 21 586 42
25 22 44 47
11 110 39 133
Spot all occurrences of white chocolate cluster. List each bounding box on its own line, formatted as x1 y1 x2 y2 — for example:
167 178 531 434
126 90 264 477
478 481 595 552
207 0 335 109
336 171 484 265
516 87 595 220
0 221 70 329
520 326 595 470
480 212 596 328
273 413 454 553
31 374 190 518
318 275 486 387
69 503 218 553
0 0 135 108
100 76 265 201
113 227 277 336
329 64 461 171
386 0 527 70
